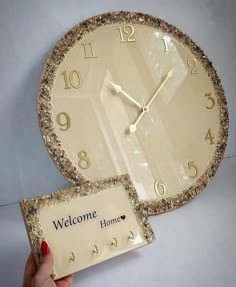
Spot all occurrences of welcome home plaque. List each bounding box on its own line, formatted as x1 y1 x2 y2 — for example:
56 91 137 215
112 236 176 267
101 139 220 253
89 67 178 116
20 174 155 279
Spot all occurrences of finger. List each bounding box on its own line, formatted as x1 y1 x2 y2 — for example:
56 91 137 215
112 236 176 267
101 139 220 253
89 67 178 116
24 253 37 278
37 241 54 279
57 275 73 287
23 253 38 287
63 274 73 284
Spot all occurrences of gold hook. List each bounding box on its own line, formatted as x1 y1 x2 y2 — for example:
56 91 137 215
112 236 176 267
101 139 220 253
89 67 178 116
128 231 134 241
70 252 75 261
92 245 98 254
111 237 118 247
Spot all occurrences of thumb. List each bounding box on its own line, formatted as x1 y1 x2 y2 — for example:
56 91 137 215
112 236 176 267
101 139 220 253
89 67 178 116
37 241 54 279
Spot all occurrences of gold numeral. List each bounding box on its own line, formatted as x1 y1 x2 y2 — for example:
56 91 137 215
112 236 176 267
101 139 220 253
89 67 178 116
61 70 82 89
205 128 215 145
78 150 90 169
188 161 199 179
154 180 167 197
205 93 215 109
117 25 136 43
81 42 97 58
162 36 170 52
187 58 198 74
56 112 71 131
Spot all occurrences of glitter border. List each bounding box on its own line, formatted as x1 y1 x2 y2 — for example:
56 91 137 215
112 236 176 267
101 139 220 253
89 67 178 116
20 174 155 279
38 11 229 216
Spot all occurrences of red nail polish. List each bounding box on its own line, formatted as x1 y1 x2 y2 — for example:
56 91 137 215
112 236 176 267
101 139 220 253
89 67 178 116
41 241 49 256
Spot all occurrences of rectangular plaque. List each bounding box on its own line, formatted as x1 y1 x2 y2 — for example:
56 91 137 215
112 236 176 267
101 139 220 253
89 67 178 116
20 174 155 279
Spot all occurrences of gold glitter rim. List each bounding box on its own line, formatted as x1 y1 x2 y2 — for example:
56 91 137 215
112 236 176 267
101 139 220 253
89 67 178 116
37 11 229 216
20 174 155 276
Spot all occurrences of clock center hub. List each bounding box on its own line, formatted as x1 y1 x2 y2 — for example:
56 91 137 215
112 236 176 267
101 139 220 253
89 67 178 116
142 106 149 113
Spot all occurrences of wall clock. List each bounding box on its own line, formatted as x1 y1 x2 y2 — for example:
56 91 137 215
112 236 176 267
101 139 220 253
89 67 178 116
38 11 228 215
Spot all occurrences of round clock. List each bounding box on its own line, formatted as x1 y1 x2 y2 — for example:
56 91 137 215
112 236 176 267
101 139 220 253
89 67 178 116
38 11 228 215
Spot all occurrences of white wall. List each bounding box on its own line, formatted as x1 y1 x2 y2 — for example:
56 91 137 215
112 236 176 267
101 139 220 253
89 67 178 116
0 1 235 286
0 0 235 205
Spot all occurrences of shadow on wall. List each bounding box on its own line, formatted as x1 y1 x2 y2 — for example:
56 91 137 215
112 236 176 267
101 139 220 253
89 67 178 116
204 0 236 25
0 204 29 286
0 52 68 205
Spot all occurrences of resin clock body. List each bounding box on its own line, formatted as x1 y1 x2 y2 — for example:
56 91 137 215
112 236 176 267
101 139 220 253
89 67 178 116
38 12 228 215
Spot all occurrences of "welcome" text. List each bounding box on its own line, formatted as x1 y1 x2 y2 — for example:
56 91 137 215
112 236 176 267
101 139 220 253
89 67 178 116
52 211 97 230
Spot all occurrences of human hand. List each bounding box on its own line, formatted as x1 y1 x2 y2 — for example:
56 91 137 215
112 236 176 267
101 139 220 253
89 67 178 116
23 241 73 287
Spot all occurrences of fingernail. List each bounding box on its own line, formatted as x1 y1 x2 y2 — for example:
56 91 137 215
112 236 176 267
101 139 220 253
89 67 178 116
41 241 49 256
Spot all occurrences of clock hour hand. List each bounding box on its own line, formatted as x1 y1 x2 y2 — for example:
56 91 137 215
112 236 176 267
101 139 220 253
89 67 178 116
108 80 142 109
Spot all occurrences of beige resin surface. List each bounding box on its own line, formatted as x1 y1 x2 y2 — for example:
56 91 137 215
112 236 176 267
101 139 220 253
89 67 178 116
40 187 148 278
20 175 155 280
52 24 219 201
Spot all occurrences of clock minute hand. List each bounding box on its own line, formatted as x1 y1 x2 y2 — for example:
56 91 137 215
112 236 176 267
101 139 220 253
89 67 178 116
147 68 174 108
129 69 174 134
108 80 142 109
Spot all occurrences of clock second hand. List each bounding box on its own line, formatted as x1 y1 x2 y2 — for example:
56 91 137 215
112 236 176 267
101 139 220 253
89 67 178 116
129 69 174 134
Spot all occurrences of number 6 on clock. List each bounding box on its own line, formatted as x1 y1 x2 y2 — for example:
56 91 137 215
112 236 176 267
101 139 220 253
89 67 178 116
154 180 167 197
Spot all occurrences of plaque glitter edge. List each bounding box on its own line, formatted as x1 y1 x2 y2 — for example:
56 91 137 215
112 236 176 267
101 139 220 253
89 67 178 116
20 174 155 278
37 11 229 216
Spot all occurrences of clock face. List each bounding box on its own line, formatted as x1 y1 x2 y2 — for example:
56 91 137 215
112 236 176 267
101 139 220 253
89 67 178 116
38 12 228 215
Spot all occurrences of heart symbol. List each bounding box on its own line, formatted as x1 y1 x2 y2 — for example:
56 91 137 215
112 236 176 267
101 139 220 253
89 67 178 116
121 215 126 220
